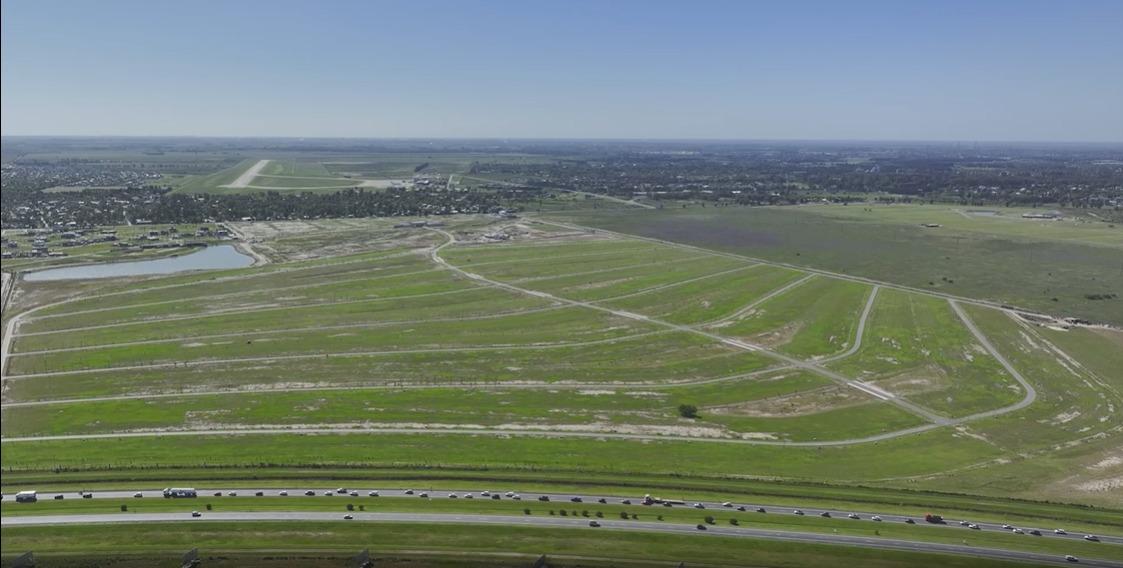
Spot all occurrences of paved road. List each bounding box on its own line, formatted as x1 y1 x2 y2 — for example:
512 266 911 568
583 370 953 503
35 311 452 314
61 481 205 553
7 487 1119 546
3 507 1118 567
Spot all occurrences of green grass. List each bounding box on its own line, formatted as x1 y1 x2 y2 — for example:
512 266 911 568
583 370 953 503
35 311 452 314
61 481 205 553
4 333 775 401
707 276 872 359
0 429 1002 482
1 522 1067 568
170 159 260 193
552 206 1123 325
603 265 807 324
828 290 1023 418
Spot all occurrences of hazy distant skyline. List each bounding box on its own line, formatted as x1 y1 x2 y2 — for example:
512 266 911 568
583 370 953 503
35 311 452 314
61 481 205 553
3 0 1121 142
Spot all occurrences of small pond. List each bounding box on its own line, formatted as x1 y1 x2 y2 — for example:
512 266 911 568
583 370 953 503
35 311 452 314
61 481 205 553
23 245 255 281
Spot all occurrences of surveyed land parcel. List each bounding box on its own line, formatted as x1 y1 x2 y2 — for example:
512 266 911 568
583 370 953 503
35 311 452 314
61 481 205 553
2 220 1120 508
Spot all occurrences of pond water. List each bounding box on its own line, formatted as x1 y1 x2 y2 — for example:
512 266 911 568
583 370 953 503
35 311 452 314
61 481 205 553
23 245 255 281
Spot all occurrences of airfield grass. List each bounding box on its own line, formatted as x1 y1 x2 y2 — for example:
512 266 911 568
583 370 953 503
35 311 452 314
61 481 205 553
602 264 807 325
170 159 259 193
707 276 871 359
828 289 1023 418
554 206 1123 326
1 523 1063 568
260 159 333 178
243 176 361 190
3 499 1117 561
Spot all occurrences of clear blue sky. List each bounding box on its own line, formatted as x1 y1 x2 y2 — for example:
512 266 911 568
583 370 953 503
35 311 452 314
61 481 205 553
2 0 1121 141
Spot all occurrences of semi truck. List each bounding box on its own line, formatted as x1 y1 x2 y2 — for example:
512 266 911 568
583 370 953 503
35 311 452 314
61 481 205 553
15 491 38 503
163 488 198 498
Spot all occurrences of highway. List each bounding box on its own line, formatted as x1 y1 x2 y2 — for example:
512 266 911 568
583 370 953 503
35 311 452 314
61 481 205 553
3 507 1119 568
5 487 1120 548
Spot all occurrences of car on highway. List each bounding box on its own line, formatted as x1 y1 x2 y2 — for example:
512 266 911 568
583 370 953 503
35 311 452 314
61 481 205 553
736 506 746 512
367 491 379 497
512 494 522 500
722 501 733 508
1055 529 1067 535
621 499 632 505
793 509 804 515
693 503 705 509
54 494 64 500
464 493 474 499
960 520 970 526
871 515 882 522
1029 529 1042 536
847 513 859 519
1002 524 1013 530
349 491 359 497
336 488 348 494
969 524 981 530
1013 528 1024 534
1083 535 1099 542
480 491 491 497
191 511 202 517
570 497 582 503
404 489 414 495
448 493 458 499
597 498 607 504
304 490 315 496
820 512 831 518
133 492 143 498
323 491 333 496
419 492 428 498
82 493 93 499
214 492 223 497
505 491 515 497
696 524 707 530
491 494 501 500
1065 555 1079 562
588 520 600 527
538 495 550 502
904 518 915 524
279 491 289 496
227 491 237 497
756 507 766 513
255 491 265 497
343 514 353 520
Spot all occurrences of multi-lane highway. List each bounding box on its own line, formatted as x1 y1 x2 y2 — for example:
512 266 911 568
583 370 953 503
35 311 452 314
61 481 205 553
4 506 1120 568
5 487 1121 552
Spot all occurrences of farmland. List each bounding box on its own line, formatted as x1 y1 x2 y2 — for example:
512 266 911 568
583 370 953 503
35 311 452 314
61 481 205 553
3 212 1121 566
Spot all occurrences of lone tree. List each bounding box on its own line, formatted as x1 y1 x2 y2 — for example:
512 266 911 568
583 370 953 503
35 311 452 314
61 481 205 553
678 404 699 419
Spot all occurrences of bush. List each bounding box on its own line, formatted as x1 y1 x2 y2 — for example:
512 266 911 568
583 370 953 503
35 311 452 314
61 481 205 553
560 510 568 516
619 511 629 519
704 515 715 524
346 503 354 511
120 504 127 512
205 503 212 511
524 508 531 515
678 404 699 419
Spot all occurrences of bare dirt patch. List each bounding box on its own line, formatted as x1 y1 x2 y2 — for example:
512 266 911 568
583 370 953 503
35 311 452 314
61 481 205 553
707 385 867 418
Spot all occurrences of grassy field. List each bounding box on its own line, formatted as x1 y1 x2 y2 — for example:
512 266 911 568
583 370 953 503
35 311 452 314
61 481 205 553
1 522 1070 568
3 212 1121 563
551 205 1123 325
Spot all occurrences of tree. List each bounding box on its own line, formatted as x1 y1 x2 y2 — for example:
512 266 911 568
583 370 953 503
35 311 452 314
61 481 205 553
678 404 699 419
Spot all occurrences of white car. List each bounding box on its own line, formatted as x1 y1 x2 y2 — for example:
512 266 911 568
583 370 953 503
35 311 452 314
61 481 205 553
693 503 705 509
969 524 981 530
368 491 379 497
419 492 429 498
960 520 970 526
191 511 202 517
323 491 333 496
349 491 359 497
279 491 289 496
1055 529 1067 535
1083 535 1099 542
343 514 353 520
847 513 859 519
512 494 522 500
871 515 882 522
793 509 804 515
227 491 237 497
133 492 143 498
505 491 515 497
481 491 491 497
721 502 733 508
448 493 458 499
1064 555 1078 562
1013 528 1025 534
464 493 474 499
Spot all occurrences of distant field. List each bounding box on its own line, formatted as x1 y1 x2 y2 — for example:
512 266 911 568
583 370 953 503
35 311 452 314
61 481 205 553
552 205 1123 325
